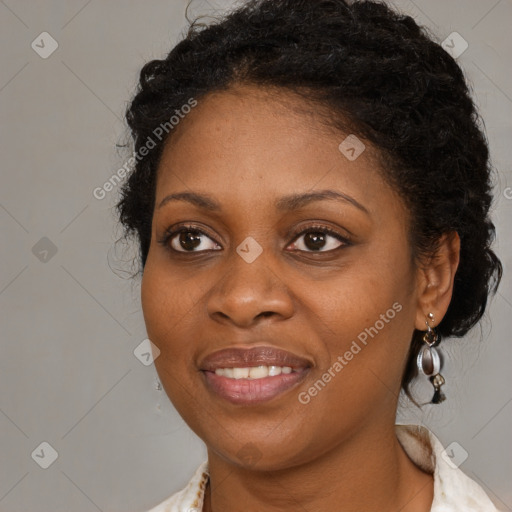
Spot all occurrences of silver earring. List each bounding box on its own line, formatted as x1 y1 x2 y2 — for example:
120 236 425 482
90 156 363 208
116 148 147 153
416 313 446 404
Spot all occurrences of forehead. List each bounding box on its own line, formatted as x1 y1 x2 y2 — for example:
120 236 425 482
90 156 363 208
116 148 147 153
155 84 397 217
162 85 340 164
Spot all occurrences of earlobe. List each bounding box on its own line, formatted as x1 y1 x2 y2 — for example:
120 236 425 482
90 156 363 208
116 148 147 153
414 231 461 330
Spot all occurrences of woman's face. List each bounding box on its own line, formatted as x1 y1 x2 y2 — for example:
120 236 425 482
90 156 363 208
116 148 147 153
141 84 426 470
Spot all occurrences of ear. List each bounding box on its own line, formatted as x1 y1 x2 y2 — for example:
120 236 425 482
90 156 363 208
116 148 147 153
414 231 460 330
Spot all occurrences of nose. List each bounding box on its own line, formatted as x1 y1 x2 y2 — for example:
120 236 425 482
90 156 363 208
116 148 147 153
206 248 295 328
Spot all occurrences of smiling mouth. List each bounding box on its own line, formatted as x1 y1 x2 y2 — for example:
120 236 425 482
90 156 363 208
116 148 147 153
213 365 295 379
199 345 312 405
202 367 310 405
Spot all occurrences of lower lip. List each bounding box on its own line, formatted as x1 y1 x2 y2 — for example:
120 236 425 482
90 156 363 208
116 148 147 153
202 369 309 405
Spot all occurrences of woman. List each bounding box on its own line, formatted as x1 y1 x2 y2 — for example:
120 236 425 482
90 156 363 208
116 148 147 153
116 1 503 510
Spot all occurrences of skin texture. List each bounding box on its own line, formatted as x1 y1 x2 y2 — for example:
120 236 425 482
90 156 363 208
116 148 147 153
141 84 460 512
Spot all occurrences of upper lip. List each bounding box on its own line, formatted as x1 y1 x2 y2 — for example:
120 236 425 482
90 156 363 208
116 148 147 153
200 346 312 371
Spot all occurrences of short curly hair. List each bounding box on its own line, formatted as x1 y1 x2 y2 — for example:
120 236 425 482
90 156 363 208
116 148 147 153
116 0 502 401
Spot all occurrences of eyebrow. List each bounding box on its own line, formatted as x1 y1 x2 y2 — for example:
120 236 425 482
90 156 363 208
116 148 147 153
157 189 369 214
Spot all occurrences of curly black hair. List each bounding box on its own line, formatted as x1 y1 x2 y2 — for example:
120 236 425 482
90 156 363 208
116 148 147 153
116 0 502 402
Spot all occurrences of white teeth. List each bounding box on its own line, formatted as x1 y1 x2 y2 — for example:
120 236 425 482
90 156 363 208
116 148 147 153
214 365 295 379
232 367 250 379
249 366 269 379
268 366 282 376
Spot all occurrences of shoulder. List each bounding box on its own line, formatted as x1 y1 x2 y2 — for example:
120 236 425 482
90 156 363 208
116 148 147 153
145 427 502 512
395 424 501 511
145 461 209 512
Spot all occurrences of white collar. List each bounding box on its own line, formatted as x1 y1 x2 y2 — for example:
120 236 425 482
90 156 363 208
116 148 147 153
395 424 499 511
147 424 500 511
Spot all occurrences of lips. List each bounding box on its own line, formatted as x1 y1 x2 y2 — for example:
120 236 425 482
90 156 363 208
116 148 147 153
200 346 312 371
199 345 312 405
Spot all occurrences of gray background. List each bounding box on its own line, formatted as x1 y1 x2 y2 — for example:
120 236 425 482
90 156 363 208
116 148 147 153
0 1 510 511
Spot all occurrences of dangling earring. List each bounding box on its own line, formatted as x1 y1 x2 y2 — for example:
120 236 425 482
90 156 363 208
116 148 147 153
416 313 446 404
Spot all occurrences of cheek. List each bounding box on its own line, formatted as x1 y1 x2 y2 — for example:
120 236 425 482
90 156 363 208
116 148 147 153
140 260 198 382
306 255 416 389
141 257 200 339
141 262 204 414
310 259 409 335
141 265 171 342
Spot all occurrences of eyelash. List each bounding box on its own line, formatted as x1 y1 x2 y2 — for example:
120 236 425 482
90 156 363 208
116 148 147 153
157 223 351 254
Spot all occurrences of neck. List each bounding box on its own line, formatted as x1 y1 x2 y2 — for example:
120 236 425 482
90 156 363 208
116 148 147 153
203 423 433 512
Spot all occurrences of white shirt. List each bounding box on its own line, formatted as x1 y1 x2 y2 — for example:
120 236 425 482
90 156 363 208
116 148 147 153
146 424 500 511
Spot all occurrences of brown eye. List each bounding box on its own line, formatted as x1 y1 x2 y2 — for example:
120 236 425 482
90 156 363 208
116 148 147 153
165 228 222 253
176 230 202 251
288 227 349 253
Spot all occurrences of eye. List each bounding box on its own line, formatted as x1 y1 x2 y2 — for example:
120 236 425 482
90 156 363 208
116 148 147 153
159 225 221 253
158 223 350 254
287 225 350 253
